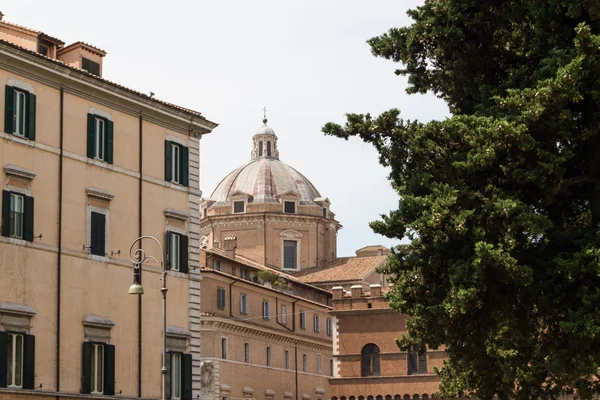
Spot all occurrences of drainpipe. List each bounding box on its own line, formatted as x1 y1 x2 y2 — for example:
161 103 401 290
229 280 238 318
56 86 64 393
295 343 299 400
137 113 143 397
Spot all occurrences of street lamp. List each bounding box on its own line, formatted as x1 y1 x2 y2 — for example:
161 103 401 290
128 236 168 400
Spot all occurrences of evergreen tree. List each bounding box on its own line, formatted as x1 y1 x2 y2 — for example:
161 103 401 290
323 2 600 398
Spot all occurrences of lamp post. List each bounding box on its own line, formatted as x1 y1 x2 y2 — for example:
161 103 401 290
128 236 168 400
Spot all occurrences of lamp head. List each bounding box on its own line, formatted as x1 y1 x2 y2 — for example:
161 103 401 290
128 282 144 295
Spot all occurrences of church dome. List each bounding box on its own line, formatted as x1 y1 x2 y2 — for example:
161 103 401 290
210 119 322 204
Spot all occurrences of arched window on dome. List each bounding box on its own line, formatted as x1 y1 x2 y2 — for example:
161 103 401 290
267 141 272 157
259 141 263 157
361 343 380 377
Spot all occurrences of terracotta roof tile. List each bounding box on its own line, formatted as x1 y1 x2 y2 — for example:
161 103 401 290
293 255 388 284
356 245 389 253
0 20 64 45
0 39 217 126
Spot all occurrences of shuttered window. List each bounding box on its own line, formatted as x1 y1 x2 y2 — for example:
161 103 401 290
0 331 35 389
2 191 34 242
166 231 188 273
217 288 226 309
82 57 101 76
86 114 113 164
262 300 270 320
90 212 106 257
4 86 36 140
82 342 115 395
164 141 189 186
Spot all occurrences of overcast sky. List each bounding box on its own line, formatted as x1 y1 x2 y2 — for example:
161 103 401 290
5 0 449 257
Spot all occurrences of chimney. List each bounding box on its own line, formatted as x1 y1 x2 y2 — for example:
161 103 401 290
370 284 382 297
350 284 363 298
332 286 344 300
223 235 237 259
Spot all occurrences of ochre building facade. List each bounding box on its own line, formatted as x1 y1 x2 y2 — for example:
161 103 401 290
0 14 216 400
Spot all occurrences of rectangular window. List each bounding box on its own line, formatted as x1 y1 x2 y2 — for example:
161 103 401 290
330 359 334 376
87 114 113 163
7 332 23 388
300 311 306 329
90 343 104 394
284 350 290 369
240 294 248 314
95 117 105 160
221 338 227 359
316 355 321 374
14 90 26 136
217 288 226 309
166 231 188 273
302 354 307 372
283 240 297 269
284 201 296 214
38 44 49 56
214 260 221 271
266 346 271 366
262 300 270 320
9 193 24 239
166 352 191 400
5 86 36 140
241 269 250 280
314 314 320 333
231 266 236 276
244 343 250 363
408 350 428 375
169 353 182 399
326 318 333 336
90 212 106 257
233 200 245 213
322 207 327 218
281 305 287 324
170 233 181 271
164 140 189 186
82 57 101 76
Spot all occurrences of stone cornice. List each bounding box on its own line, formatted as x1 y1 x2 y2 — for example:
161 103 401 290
86 186 115 201
200 212 340 230
4 164 36 180
201 316 332 352
164 208 189 222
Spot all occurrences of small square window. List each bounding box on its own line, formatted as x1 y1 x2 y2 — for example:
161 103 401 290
82 57 101 76
284 201 296 214
233 201 245 213
38 44 49 56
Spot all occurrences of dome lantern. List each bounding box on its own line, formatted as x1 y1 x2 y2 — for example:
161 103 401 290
251 118 279 160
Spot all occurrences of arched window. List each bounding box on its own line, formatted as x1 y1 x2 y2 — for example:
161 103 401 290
267 141 272 157
259 141 263 156
408 348 427 375
361 343 380 376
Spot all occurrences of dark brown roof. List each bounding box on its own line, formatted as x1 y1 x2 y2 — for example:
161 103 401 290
293 255 388 284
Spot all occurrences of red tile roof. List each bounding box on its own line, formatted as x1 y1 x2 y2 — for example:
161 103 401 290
0 38 217 125
293 255 388 284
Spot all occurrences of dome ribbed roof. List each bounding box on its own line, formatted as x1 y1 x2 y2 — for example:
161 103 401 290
210 158 322 204
210 119 322 204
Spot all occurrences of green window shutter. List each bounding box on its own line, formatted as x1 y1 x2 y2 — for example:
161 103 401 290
164 141 172 182
81 342 92 394
2 190 10 237
91 212 106 256
4 86 14 134
165 231 172 270
105 119 114 164
180 234 189 273
22 334 35 389
24 195 34 242
87 114 95 158
103 344 115 395
181 353 192 400
181 145 189 186
26 92 36 140
0 331 7 387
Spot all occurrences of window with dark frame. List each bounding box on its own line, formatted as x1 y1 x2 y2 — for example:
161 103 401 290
314 314 320 333
82 57 101 76
217 288 226 309
283 240 297 269
361 343 380 377
408 348 428 375
233 201 245 213
262 300 270 320
38 44 49 56
82 341 115 395
326 318 333 336
166 231 189 273
86 114 113 164
2 191 34 242
0 331 35 389
284 201 296 214
4 85 36 140
90 211 106 257
299 310 306 329
244 343 250 363
164 140 189 186
165 352 192 400
214 260 221 271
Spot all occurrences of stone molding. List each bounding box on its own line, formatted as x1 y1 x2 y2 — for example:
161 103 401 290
4 164 36 181
83 314 115 329
86 186 115 201
164 208 189 222
166 325 191 338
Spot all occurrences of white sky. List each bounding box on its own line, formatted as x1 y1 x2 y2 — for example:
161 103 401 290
4 1 449 257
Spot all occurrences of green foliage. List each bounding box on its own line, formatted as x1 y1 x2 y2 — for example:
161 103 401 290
323 1 600 399
258 270 290 289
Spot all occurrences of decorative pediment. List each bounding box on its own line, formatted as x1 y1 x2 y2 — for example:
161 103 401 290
314 197 331 205
4 165 36 181
86 187 115 201
280 229 303 239
230 190 253 201
276 190 300 199
164 208 189 221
